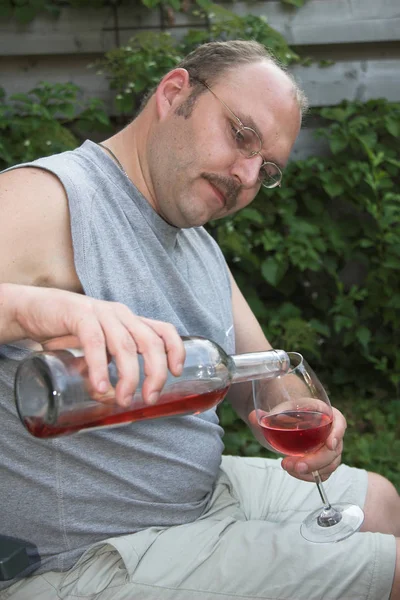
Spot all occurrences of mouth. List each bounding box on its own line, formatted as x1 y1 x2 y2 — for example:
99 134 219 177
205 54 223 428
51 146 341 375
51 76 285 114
207 181 227 209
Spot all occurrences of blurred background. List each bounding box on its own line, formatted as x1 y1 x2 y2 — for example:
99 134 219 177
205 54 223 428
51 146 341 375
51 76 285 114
1 0 399 487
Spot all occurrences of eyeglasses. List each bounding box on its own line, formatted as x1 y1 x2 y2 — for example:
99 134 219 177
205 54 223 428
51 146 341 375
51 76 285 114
192 78 283 189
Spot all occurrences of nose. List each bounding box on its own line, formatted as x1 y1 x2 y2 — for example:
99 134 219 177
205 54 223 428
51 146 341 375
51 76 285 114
231 153 262 189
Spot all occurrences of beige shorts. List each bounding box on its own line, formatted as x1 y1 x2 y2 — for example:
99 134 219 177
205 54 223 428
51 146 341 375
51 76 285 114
2 455 396 600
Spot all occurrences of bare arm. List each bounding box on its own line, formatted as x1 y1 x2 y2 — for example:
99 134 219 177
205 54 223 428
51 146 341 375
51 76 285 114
0 168 81 290
0 168 185 406
227 270 346 481
225 272 273 445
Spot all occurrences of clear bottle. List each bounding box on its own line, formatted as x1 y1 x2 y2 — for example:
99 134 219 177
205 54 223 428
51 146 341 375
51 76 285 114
14 336 290 438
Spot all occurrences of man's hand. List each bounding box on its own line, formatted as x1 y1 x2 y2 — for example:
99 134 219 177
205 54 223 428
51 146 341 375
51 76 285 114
1 283 185 408
249 406 346 482
280 407 346 481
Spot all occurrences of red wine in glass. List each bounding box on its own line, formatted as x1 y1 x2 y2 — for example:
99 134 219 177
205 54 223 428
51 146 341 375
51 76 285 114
259 410 333 456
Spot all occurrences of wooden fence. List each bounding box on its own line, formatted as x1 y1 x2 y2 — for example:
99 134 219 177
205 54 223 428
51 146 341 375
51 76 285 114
1 0 399 158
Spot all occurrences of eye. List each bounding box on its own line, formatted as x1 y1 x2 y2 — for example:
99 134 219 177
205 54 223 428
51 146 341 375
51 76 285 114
230 122 241 141
258 168 267 183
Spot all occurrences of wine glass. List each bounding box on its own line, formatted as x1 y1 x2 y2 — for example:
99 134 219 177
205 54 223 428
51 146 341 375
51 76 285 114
252 352 364 543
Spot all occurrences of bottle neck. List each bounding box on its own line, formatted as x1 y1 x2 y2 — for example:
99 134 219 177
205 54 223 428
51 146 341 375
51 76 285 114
230 349 290 384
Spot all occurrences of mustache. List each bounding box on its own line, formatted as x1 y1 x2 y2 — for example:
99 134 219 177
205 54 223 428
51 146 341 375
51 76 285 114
201 173 241 211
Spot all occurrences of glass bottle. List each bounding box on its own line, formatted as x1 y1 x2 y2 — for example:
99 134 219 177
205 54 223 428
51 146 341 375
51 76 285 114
14 336 290 438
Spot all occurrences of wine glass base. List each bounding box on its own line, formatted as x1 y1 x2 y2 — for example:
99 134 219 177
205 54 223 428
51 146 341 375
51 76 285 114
300 503 364 543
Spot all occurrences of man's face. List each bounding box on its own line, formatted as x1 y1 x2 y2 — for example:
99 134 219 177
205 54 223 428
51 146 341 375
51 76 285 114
146 61 302 229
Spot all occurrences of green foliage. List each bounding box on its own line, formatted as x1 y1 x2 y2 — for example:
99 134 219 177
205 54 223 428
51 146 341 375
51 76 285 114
2 0 307 24
94 7 302 115
214 99 400 391
0 0 59 23
1 0 211 23
215 98 400 488
337 393 400 489
280 0 307 7
93 32 183 115
0 82 110 169
182 2 301 65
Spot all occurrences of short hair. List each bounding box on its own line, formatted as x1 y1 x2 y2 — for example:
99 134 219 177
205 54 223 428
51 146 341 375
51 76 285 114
139 40 308 115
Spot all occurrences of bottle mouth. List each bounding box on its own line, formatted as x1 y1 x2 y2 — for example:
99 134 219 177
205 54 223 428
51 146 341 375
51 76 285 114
286 352 304 373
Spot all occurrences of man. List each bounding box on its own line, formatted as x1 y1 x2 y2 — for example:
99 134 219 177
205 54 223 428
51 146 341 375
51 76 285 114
0 40 398 599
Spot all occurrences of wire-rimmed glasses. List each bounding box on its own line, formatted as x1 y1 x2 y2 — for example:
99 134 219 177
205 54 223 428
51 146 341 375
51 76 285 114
192 77 283 189
253 352 365 543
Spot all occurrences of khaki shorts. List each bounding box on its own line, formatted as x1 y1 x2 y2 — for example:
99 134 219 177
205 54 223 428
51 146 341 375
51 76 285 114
2 456 396 600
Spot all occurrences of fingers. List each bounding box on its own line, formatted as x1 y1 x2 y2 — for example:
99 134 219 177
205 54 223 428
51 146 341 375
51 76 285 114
281 438 344 482
104 312 168 407
71 310 113 398
282 447 343 482
16 285 185 409
115 309 185 406
325 406 347 451
139 317 185 376
62 299 185 408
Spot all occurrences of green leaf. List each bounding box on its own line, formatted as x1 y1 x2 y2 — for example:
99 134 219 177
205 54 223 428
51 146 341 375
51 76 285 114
30 0 45 10
280 0 306 6
261 230 283 252
261 257 287 287
0 0 13 18
357 130 378 150
14 4 37 22
56 103 76 119
384 115 400 137
320 105 357 123
358 239 375 248
9 93 33 104
321 179 344 198
329 132 348 154
356 326 371 349
309 319 330 337
302 194 324 215
382 257 400 270
240 207 264 224
141 0 161 8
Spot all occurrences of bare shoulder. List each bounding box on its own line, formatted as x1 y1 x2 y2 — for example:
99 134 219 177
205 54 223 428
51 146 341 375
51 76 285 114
0 166 81 291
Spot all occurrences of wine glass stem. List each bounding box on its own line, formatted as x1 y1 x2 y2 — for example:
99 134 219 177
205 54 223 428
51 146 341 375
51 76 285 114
312 470 331 509
312 470 343 527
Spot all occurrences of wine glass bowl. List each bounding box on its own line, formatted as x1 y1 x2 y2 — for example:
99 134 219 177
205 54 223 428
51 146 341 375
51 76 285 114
253 352 364 543
254 353 333 456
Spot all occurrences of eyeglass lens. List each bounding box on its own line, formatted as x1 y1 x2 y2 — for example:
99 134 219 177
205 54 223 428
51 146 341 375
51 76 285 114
235 128 281 188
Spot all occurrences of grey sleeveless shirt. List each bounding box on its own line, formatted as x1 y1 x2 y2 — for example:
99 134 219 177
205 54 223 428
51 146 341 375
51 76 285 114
0 140 234 580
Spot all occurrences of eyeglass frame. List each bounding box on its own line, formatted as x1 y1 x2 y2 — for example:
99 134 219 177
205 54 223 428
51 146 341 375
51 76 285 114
190 77 283 189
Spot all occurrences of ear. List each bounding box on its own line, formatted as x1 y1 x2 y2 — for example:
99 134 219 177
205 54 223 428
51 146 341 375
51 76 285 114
155 68 191 119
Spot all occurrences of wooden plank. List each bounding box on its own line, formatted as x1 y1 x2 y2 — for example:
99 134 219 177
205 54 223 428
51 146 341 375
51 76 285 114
2 55 399 111
0 6 206 56
0 8 117 56
0 6 163 56
228 0 400 45
0 55 388 161
1 0 399 57
0 55 113 110
291 128 329 161
291 59 400 105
